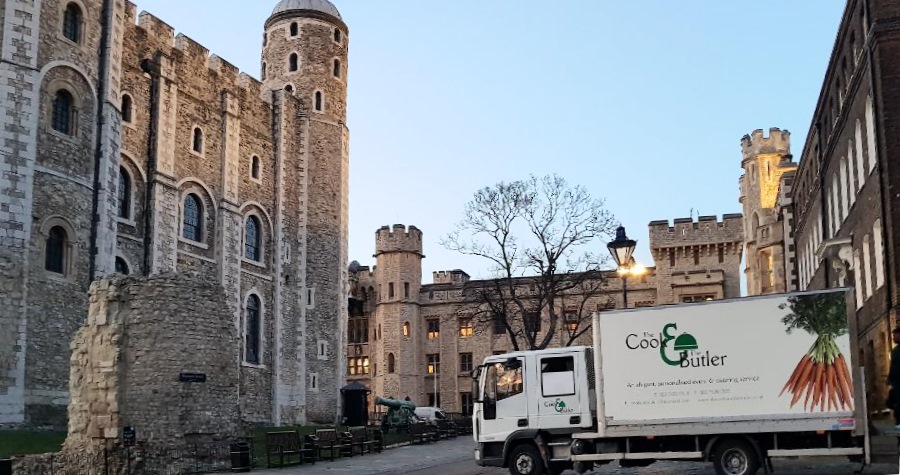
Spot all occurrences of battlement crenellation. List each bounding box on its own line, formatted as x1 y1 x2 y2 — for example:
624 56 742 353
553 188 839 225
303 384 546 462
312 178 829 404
649 215 744 248
375 224 423 255
741 127 791 161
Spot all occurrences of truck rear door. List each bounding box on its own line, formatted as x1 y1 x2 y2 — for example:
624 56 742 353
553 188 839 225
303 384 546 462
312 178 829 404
535 352 589 429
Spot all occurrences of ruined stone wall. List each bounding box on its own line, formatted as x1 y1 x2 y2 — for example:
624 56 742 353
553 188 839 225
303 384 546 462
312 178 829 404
65 275 240 451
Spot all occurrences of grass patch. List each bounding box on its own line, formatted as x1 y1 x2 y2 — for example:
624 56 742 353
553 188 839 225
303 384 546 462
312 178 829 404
0 430 66 459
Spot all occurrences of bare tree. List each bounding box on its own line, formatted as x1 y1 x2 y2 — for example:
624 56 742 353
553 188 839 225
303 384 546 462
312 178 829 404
442 174 617 351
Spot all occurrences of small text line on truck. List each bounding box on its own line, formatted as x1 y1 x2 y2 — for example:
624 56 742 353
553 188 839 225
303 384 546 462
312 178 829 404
472 288 870 475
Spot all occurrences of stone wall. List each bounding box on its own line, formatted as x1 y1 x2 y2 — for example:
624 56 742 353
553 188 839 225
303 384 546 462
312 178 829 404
65 275 240 451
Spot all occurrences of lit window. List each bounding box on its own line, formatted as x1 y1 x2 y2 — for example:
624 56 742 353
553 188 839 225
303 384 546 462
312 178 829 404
427 354 440 375
348 357 370 375
427 319 440 339
458 318 474 338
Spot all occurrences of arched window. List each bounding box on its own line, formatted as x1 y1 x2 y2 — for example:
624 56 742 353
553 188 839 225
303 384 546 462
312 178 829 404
251 155 260 179
387 353 395 373
333 59 341 78
246 295 261 364
334 28 342 43
63 3 82 43
314 91 323 112
121 94 133 123
290 22 298 36
245 216 261 261
289 53 298 72
115 256 129 275
182 194 202 242
117 167 131 219
192 127 203 154
45 226 68 274
52 90 74 135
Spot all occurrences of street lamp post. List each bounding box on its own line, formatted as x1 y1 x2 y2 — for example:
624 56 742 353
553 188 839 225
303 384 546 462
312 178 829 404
607 226 637 308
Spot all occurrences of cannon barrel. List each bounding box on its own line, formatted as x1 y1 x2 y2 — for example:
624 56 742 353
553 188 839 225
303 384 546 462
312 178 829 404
375 396 416 410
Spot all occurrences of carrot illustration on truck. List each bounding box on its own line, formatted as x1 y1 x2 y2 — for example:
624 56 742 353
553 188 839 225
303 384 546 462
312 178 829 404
778 292 854 412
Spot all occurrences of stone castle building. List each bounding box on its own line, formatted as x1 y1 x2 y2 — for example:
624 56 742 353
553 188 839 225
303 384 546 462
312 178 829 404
0 0 349 427
346 218 743 414
739 128 798 296
739 0 900 413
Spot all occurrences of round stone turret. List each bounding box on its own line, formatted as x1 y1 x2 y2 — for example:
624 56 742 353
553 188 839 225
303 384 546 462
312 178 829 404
262 0 348 123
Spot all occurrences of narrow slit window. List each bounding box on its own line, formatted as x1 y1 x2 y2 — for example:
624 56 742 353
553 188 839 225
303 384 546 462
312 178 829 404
117 167 131 219
251 155 260 179
334 28 342 43
333 59 341 78
121 94 133 123
290 22 298 36
192 128 203 153
45 226 68 274
314 91 323 112
245 295 261 364
289 53 298 72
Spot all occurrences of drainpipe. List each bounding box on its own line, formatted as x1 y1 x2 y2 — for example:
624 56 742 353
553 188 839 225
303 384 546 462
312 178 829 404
88 0 115 280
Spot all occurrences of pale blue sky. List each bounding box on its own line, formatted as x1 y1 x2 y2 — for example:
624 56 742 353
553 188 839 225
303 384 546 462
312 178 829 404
135 0 845 284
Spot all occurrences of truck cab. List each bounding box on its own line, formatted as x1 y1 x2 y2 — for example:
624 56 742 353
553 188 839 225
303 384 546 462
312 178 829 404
474 346 593 474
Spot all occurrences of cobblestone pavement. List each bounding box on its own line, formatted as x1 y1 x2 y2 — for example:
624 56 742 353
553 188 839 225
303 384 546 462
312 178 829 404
253 436 898 475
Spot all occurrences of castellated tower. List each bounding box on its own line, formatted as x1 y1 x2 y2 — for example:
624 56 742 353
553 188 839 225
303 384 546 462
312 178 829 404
649 215 744 303
263 0 351 424
373 225 424 403
739 128 798 295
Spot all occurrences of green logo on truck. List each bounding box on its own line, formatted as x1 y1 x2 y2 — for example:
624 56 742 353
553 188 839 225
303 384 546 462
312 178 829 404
625 323 727 368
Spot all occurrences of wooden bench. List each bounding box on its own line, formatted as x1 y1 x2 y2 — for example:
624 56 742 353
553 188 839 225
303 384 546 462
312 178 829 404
265 430 316 468
316 428 352 461
436 419 458 439
409 421 433 445
347 426 378 455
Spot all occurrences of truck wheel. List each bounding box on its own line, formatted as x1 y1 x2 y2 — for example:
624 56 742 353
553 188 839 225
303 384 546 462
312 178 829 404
508 443 546 475
711 438 760 475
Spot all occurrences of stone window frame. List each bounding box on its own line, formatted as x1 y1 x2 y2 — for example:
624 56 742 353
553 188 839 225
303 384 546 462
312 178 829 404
287 52 299 73
283 83 295 94
249 154 262 183
333 27 343 45
242 290 266 369
114 254 132 275
121 92 135 129
40 216 78 281
117 153 145 229
117 165 133 222
239 203 272 269
59 0 88 47
332 57 342 81
190 125 205 157
313 89 324 114
177 181 216 250
47 84 81 139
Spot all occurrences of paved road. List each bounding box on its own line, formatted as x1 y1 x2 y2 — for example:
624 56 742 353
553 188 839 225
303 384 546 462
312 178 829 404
254 436 899 475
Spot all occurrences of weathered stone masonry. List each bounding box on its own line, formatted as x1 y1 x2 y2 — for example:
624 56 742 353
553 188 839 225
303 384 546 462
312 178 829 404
0 0 350 427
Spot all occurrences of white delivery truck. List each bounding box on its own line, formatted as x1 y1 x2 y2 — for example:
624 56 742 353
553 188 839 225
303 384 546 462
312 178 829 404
472 288 870 475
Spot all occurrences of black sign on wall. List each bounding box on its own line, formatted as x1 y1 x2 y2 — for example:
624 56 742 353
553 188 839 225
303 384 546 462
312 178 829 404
179 372 207 383
122 426 136 447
